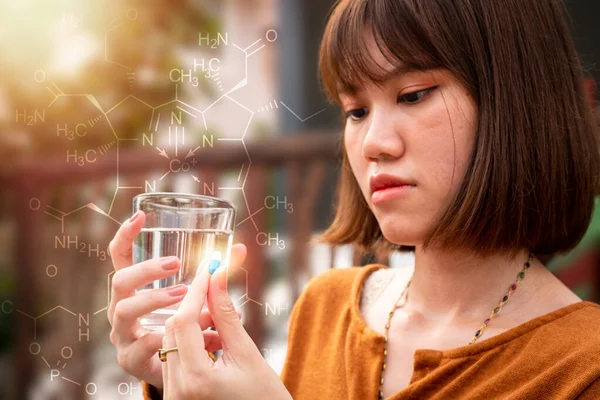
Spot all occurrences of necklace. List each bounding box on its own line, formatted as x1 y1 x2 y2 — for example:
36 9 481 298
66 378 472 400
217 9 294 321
377 252 534 400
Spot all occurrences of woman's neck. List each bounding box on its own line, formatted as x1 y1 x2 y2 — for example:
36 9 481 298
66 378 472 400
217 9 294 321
406 246 536 325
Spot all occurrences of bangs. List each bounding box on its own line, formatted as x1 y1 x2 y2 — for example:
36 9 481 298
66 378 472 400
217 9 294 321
319 0 444 103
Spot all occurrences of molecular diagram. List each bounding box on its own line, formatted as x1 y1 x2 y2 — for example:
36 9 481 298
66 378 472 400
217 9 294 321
7 6 326 397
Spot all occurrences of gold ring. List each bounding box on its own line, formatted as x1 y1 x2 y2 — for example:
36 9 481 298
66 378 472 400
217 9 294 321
158 347 178 362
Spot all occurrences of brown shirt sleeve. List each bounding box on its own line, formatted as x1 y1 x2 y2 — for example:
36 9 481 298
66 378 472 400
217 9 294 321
141 381 163 400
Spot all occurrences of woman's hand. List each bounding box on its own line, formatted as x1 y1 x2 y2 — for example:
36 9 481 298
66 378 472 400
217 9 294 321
107 211 240 390
161 243 293 400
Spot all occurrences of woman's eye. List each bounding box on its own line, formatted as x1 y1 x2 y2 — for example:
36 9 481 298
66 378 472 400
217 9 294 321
343 86 437 121
398 86 438 104
345 107 368 121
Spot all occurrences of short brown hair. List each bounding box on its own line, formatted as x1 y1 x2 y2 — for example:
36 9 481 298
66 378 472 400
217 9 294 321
316 0 600 260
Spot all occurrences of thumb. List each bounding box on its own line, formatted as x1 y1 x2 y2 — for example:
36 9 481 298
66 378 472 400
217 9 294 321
207 244 256 357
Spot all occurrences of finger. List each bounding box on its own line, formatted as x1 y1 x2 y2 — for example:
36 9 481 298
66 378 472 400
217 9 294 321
118 330 165 380
111 285 188 343
203 329 225 353
208 244 256 358
112 289 239 346
199 308 242 330
162 317 180 397
158 336 168 399
108 256 181 326
109 210 146 271
172 260 214 371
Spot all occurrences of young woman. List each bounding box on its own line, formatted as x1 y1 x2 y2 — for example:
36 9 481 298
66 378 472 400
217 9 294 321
108 0 600 398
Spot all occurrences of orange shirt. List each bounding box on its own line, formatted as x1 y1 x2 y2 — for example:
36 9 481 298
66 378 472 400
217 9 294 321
142 263 600 399
280 264 600 399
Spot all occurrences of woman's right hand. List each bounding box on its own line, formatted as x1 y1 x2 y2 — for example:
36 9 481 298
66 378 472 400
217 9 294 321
107 210 240 390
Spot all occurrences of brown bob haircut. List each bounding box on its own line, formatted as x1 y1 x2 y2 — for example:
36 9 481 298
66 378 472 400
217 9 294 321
316 0 600 261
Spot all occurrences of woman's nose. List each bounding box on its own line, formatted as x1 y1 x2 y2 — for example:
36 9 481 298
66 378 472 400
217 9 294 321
362 111 405 162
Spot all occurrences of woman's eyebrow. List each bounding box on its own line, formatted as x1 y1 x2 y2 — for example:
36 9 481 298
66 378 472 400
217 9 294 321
380 65 424 81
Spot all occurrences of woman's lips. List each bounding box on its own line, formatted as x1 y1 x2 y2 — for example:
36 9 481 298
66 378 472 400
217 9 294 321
371 184 415 205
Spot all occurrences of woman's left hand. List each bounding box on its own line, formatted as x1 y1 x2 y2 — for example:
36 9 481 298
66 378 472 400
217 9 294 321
161 243 293 400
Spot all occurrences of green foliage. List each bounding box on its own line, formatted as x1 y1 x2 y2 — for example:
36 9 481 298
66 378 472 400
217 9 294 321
0 0 221 162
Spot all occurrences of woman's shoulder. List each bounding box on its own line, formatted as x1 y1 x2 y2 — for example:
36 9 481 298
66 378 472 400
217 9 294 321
548 300 600 343
518 301 600 397
295 264 386 305
469 301 600 354
525 300 600 347
469 301 600 370
289 264 386 323
537 301 600 356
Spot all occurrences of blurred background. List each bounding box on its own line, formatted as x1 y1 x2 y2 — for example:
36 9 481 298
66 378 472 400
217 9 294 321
0 0 598 399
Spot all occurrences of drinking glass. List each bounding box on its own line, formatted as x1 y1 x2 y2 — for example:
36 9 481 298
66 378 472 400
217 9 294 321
132 192 236 331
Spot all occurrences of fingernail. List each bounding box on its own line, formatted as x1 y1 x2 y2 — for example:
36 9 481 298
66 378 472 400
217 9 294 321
161 256 179 271
168 284 187 297
129 211 141 223
208 250 222 274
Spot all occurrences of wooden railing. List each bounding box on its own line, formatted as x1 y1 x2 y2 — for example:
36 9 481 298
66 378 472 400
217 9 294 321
7 131 347 399
5 128 599 398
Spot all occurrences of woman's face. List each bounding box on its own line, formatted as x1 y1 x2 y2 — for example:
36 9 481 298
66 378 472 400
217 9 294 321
340 48 478 247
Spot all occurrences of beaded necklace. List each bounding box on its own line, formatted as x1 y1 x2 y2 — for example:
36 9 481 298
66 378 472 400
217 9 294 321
377 253 534 399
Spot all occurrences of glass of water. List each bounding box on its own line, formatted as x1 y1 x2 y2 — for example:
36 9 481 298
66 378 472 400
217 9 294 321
132 192 236 331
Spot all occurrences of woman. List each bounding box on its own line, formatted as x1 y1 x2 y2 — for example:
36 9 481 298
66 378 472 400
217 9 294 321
108 0 600 398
